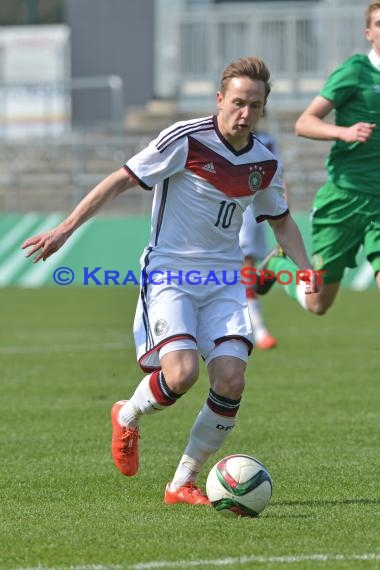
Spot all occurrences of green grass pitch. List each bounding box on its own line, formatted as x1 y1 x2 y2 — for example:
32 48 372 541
1 287 379 570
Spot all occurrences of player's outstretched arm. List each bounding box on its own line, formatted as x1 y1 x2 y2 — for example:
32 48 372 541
22 167 135 263
295 95 376 143
268 215 320 294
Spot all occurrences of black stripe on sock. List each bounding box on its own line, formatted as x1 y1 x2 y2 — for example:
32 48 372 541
207 388 241 416
159 372 183 401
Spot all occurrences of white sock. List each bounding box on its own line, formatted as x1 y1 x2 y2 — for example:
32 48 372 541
118 374 166 427
247 297 268 340
169 455 202 491
295 280 308 309
169 404 237 490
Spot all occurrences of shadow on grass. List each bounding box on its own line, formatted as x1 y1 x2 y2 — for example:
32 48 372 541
271 498 380 507
265 497 380 519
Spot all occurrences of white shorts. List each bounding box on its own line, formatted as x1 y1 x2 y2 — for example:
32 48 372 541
133 270 253 371
239 205 268 260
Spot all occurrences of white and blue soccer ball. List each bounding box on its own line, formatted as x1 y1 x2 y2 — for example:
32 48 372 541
206 454 273 517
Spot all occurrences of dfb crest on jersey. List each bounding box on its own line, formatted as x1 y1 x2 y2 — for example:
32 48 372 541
248 170 262 192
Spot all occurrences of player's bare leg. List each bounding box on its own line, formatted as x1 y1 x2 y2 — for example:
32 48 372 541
160 349 199 394
165 353 246 506
208 355 246 401
159 349 211 507
244 254 277 350
305 282 340 315
112 349 198 477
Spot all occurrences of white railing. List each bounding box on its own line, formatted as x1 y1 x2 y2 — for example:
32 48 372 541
155 0 369 111
0 134 153 214
0 75 125 139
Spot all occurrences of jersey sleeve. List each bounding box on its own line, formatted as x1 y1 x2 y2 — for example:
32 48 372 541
125 135 188 189
251 166 288 222
320 57 360 107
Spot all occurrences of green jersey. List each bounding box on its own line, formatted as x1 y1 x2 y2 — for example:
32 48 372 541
320 54 380 196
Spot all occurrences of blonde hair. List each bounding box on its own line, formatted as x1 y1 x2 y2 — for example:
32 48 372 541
220 56 271 101
366 2 380 28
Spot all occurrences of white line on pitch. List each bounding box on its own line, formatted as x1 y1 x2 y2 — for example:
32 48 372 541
13 552 380 570
129 553 380 569
0 341 131 355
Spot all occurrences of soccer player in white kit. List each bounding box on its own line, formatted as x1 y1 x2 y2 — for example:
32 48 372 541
22 56 318 505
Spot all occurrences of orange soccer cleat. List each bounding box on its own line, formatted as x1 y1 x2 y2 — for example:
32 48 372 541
164 482 210 506
255 333 278 350
111 400 139 476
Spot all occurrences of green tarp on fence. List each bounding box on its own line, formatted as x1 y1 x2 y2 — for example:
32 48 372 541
0 213 374 289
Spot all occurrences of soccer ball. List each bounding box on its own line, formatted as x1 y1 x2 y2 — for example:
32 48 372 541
206 454 273 517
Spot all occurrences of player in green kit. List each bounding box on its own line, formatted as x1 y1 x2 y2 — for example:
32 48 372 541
257 1 380 314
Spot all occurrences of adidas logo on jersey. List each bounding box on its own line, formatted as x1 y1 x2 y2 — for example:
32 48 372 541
202 162 216 173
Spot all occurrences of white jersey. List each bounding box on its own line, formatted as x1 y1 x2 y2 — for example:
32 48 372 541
239 130 283 260
125 115 288 272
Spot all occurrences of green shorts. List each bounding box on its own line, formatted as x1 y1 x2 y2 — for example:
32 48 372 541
311 181 380 284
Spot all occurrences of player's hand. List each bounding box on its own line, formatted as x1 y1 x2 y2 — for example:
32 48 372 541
298 270 320 295
340 122 376 144
22 228 68 263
